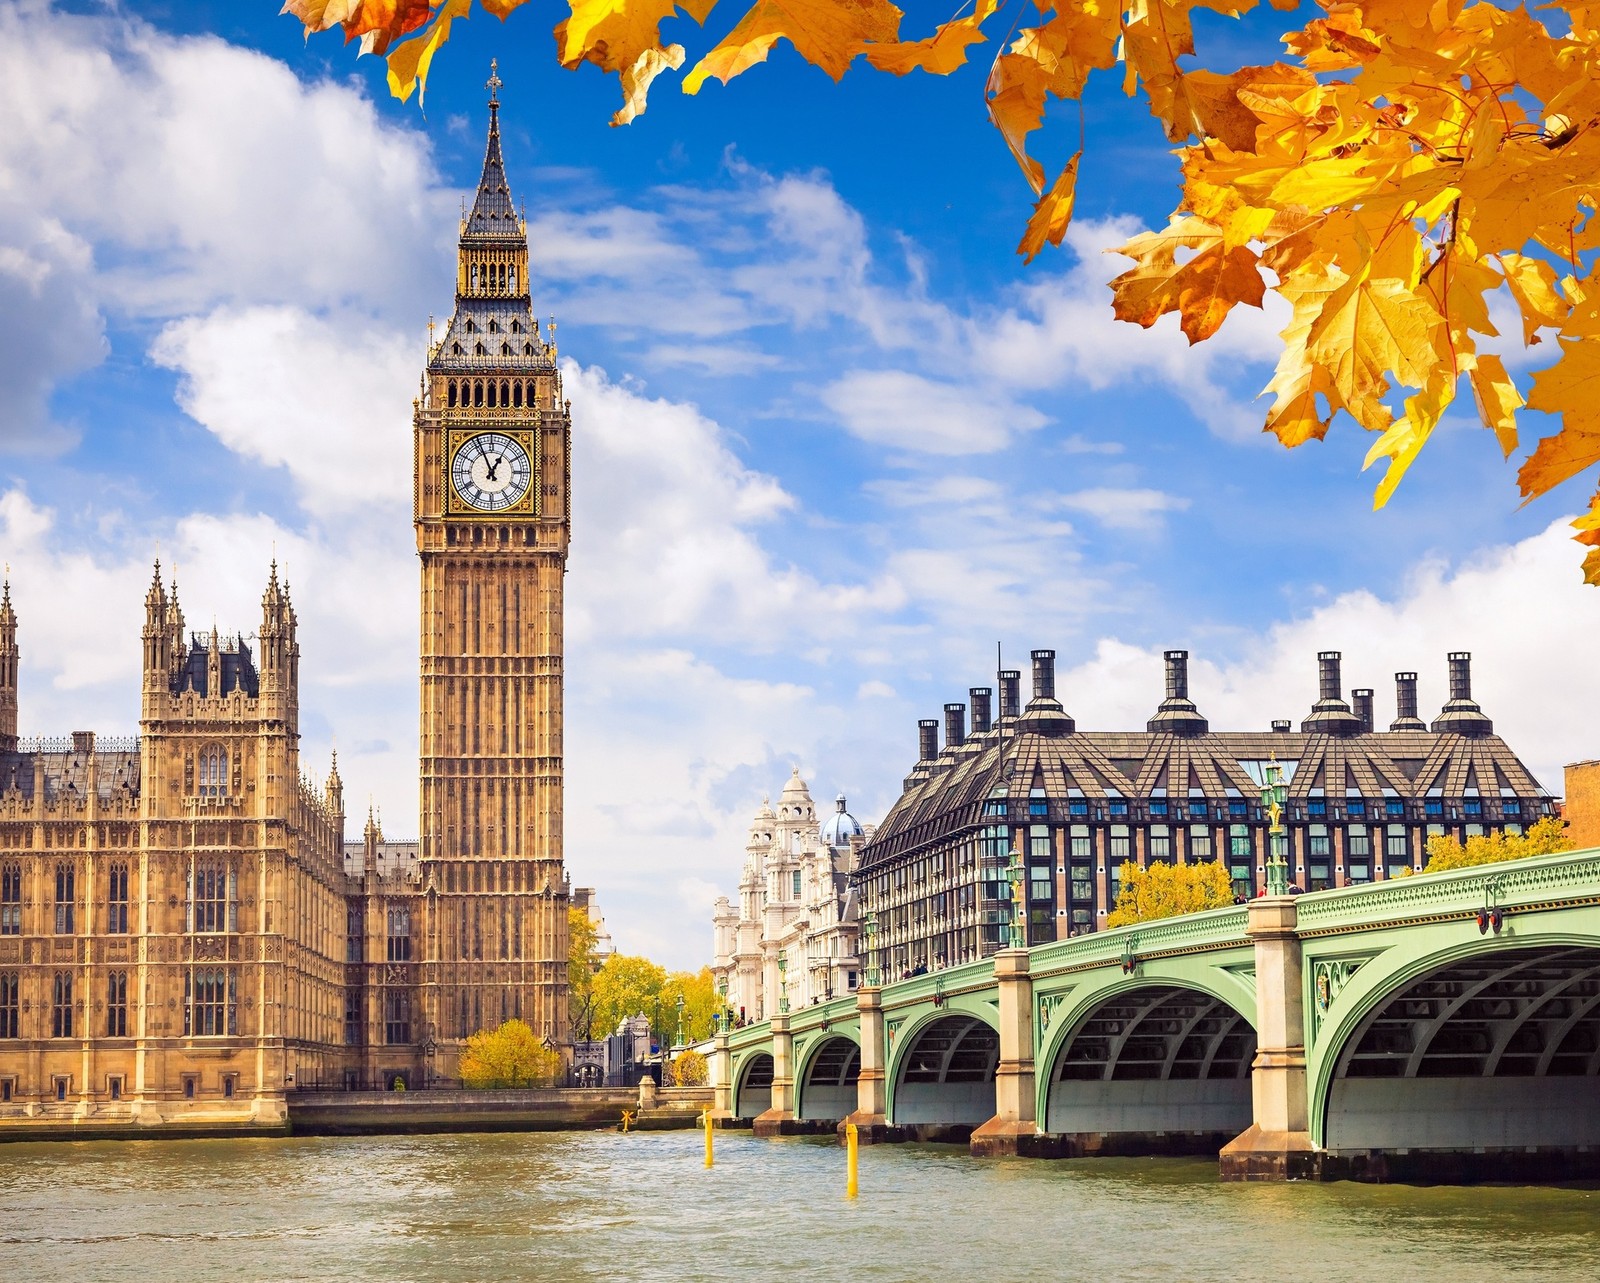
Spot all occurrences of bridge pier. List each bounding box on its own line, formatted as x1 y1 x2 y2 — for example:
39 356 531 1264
751 1014 796 1136
839 985 902 1143
970 949 1037 1157
1220 896 1318 1180
709 1031 734 1121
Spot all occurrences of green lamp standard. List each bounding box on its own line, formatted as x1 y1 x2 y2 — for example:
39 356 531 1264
777 950 789 1014
1005 842 1026 950
1261 760 1290 897
675 993 686 1049
861 911 879 987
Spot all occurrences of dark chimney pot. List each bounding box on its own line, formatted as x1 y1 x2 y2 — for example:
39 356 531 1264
998 670 1021 720
944 703 966 750
1318 651 1343 702
1352 688 1374 735
969 688 993 735
1031 649 1056 701
917 719 939 762
1393 671 1421 728
1164 650 1189 700
1271 719 1291 733
1448 651 1472 701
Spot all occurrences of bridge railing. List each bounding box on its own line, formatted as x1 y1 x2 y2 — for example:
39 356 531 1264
1294 845 1600 933
1028 904 1250 978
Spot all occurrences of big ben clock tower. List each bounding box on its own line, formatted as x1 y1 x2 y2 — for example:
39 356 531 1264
415 65 570 1060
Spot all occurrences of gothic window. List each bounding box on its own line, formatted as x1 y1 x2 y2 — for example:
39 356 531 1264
344 990 362 1047
447 381 458 408
346 905 363 962
386 906 411 962
198 744 228 798
106 970 128 1037
487 381 497 408
0 973 18 1037
510 318 521 333
509 266 517 292
502 342 513 356
188 862 235 933
523 343 534 355
469 266 479 291
500 380 509 405
474 381 484 407
465 318 476 333
488 319 499 333
452 343 463 356
385 990 411 1045
105 862 130 934
512 383 523 408
475 342 487 357
0 863 19 935
51 970 72 1037
185 967 235 1036
53 863 74 934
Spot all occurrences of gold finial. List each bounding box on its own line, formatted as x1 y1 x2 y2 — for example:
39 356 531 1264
487 58 502 105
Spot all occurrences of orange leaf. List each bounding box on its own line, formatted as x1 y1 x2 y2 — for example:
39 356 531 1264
1017 152 1080 264
386 0 473 105
1110 217 1267 343
863 0 997 76
1468 353 1522 458
684 0 902 93
1520 337 1600 499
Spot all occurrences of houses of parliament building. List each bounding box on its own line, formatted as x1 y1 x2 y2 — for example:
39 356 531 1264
0 75 572 1132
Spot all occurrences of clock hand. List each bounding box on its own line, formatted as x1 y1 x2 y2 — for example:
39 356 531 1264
485 456 501 481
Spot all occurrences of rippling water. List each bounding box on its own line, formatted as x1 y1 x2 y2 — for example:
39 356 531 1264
1 1131 1596 1282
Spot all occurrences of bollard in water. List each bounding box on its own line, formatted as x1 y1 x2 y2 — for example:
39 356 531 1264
702 1109 714 1168
620 1109 635 1133
846 1122 859 1199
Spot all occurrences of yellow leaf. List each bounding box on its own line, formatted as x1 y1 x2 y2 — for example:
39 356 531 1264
1497 253 1570 346
1261 265 1346 446
278 0 364 33
684 0 902 94
1362 369 1455 508
612 43 687 124
1520 337 1600 499
1467 353 1521 458
1109 215 1266 343
863 0 997 76
1306 270 1441 433
338 0 435 56
1017 152 1080 264
386 0 473 105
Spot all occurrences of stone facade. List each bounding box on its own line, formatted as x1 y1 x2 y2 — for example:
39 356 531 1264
855 648 1555 979
0 568 349 1126
711 770 872 1023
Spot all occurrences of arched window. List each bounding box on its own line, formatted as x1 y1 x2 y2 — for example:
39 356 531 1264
451 342 462 356
198 745 228 799
523 342 534 355
512 383 522 408
447 381 458 408
487 382 497 408
187 860 235 933
465 320 476 334
502 342 513 356
469 265 479 291
474 342 486 356
500 382 510 405
509 266 518 292
474 381 484 407
488 319 499 333
510 318 521 334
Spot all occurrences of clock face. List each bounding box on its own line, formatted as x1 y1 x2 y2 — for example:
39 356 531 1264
451 433 533 512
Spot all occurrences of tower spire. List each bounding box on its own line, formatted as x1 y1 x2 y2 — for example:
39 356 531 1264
464 62 518 239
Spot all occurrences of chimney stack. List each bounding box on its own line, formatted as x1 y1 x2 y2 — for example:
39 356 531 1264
1391 671 1424 730
969 687 993 735
943 703 966 751
1147 648 1208 736
1021 648 1074 734
998 670 1021 721
1271 719 1292 733
1352 688 1374 735
917 719 939 762
1031 649 1056 702
1301 650 1361 736
1430 651 1493 736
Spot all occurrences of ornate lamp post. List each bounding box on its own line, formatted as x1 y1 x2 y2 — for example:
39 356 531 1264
1006 842 1026 950
675 993 686 1049
1261 760 1290 896
777 950 789 1014
861 910 878 986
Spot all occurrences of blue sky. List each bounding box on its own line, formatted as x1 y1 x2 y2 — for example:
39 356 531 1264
3 1 1598 967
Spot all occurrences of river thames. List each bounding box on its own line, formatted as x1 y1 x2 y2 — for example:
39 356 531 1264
2 1130 1596 1282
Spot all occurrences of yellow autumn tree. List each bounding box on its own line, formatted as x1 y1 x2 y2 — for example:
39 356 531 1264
458 1018 563 1088
568 905 601 1043
1105 858 1235 928
286 1 1600 584
1423 816 1573 874
672 1047 709 1086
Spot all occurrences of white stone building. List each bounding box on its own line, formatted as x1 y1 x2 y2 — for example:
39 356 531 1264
711 769 872 1024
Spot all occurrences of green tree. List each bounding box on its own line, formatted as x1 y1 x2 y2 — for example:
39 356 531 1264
589 953 670 1040
568 905 601 1043
1105 859 1235 929
458 1018 562 1088
1424 817 1572 874
672 1047 708 1086
661 966 719 1044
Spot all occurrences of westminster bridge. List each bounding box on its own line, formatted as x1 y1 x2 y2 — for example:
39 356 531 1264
710 848 1600 1181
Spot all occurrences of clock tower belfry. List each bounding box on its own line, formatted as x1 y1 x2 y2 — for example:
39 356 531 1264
415 66 570 1057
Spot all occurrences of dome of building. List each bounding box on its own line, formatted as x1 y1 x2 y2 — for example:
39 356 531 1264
777 767 815 822
780 767 811 801
820 794 864 846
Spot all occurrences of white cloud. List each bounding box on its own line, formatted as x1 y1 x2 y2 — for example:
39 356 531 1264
1058 487 1191 532
822 369 1048 455
151 306 418 516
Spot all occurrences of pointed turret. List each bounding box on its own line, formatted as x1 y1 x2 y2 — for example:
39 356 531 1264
0 575 17 751
464 60 519 239
326 748 344 819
